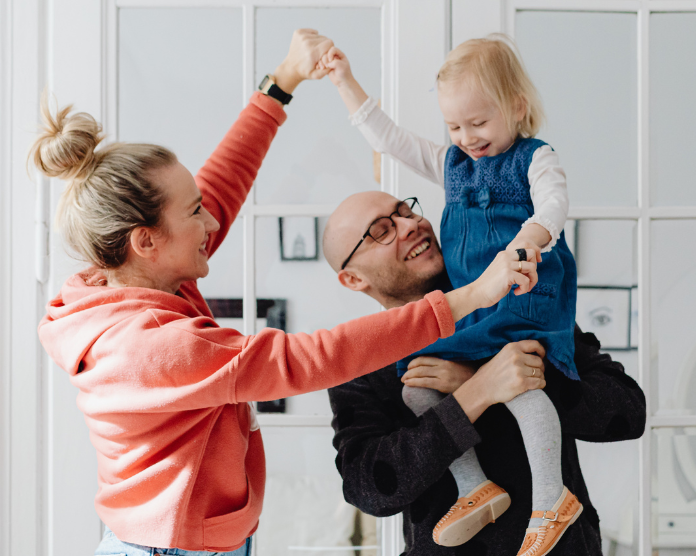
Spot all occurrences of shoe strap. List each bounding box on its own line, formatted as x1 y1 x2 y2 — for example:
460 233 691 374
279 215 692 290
530 510 572 523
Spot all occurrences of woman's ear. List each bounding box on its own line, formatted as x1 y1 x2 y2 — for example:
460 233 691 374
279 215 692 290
337 268 369 292
129 227 157 261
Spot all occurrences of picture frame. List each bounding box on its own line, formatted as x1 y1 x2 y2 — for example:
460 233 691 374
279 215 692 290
576 285 637 351
279 216 319 261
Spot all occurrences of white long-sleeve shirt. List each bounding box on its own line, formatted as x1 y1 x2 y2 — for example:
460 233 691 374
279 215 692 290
351 97 569 252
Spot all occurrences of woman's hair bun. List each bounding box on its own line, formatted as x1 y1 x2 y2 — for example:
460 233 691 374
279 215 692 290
30 92 104 181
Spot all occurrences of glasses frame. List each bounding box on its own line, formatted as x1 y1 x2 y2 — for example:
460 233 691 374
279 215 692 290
340 197 422 270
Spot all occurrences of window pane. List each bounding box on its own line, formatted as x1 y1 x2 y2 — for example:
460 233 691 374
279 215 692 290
650 13 696 206
255 216 380 415
516 11 638 207
652 221 696 417
257 426 381 555
573 220 638 353
652 428 696 554
254 8 382 204
119 8 244 174
119 8 245 319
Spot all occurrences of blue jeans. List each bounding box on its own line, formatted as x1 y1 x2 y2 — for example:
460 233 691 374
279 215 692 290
95 526 252 556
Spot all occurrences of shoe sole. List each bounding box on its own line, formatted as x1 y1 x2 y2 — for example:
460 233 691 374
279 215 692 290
436 493 511 547
534 504 584 556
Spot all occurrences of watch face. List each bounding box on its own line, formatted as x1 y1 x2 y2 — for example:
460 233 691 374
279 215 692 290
259 75 270 90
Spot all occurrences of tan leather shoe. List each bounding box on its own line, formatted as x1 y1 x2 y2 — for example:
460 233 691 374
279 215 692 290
432 480 511 547
516 486 583 556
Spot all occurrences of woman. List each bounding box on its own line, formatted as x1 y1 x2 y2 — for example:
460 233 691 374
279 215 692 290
31 30 540 555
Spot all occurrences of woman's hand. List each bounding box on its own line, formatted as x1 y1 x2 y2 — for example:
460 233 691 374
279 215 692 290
472 247 539 307
401 357 476 393
274 29 335 94
444 248 538 322
453 340 546 422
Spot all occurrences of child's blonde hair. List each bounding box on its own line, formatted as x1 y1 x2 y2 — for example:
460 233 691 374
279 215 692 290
437 34 545 138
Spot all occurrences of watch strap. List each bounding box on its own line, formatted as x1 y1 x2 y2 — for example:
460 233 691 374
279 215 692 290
259 74 293 105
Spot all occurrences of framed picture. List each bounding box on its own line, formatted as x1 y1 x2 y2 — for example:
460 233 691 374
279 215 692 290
279 216 319 261
576 286 636 351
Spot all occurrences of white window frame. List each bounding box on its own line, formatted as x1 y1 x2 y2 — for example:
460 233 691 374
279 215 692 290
455 1 696 555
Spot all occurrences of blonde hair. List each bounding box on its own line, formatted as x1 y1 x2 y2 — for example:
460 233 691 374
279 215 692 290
29 93 176 269
437 34 545 138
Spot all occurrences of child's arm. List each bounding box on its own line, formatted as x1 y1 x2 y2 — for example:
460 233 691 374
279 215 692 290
507 145 569 255
318 47 448 186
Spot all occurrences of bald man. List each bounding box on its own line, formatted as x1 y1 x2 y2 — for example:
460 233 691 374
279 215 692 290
325 192 646 556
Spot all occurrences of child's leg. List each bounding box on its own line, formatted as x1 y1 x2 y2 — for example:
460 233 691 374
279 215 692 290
402 385 487 497
504 389 564 527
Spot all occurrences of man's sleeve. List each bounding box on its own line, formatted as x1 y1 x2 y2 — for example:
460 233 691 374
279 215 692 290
545 327 647 442
328 370 481 517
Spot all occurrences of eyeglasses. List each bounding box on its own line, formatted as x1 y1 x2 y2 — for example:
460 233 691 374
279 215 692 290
341 197 423 270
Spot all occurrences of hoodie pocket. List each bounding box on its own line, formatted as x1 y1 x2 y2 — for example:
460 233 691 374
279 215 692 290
202 482 258 551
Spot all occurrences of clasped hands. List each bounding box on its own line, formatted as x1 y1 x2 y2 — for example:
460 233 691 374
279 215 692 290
402 340 547 406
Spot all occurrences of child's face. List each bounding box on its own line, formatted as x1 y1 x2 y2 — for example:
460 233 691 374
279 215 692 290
438 80 519 161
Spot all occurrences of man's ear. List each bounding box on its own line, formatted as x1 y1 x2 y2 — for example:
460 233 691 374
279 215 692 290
129 227 158 261
337 268 369 292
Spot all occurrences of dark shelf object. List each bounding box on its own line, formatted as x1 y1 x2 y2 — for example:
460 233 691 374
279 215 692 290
205 298 286 332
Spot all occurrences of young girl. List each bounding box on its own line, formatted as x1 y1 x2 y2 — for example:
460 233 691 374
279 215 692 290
320 36 583 556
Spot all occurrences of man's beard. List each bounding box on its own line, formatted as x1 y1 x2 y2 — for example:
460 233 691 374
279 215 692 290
368 249 451 306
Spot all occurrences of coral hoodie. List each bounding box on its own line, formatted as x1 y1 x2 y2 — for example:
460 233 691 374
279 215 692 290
38 92 456 551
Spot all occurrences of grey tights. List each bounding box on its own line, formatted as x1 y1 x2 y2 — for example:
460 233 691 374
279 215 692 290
402 385 563 528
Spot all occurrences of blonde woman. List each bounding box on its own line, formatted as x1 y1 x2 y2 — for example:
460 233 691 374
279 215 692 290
321 36 582 555
30 30 539 556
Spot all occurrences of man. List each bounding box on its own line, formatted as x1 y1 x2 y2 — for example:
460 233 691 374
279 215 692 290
324 191 646 555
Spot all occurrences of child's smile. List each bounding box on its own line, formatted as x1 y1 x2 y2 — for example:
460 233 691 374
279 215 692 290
438 80 521 161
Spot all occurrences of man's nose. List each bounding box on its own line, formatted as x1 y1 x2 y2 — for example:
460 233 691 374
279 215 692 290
394 215 419 239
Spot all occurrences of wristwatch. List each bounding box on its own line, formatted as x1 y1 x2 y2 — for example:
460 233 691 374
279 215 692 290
258 74 293 105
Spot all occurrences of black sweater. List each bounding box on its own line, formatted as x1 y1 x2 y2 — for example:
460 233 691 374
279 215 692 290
328 328 646 555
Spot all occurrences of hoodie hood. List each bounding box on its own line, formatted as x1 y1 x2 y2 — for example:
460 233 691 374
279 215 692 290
39 269 209 376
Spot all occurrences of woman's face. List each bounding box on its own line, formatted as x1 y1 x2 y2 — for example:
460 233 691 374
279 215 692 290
151 162 220 291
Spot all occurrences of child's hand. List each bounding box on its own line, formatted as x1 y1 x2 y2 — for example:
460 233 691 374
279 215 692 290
402 357 476 393
507 224 549 259
506 239 542 264
315 46 354 87
316 46 369 115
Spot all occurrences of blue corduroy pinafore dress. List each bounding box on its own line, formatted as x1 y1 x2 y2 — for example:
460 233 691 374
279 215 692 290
397 138 579 380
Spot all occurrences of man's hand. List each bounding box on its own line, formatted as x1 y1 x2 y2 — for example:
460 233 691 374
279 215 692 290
473 340 546 405
273 29 334 94
401 357 476 393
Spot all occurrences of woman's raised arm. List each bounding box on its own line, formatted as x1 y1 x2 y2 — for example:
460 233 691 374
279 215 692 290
196 29 334 258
